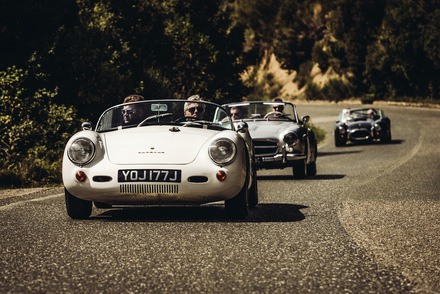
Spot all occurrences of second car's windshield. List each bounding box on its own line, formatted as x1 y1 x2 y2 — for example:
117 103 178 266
223 102 298 122
96 99 233 132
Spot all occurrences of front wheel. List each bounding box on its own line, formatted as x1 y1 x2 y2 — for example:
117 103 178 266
292 160 306 179
225 181 249 219
248 167 258 208
306 161 317 177
65 188 92 219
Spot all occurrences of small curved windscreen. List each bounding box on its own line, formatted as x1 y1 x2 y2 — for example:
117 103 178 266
95 99 233 132
223 102 298 122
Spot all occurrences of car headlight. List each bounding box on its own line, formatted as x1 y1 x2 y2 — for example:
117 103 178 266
209 138 237 165
338 126 346 134
283 132 298 145
67 138 96 165
374 124 382 131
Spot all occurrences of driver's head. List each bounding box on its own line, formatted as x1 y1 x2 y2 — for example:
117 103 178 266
122 95 145 125
272 98 284 113
122 104 145 125
184 95 205 120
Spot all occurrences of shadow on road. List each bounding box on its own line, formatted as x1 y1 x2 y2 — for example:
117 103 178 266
91 203 307 223
318 150 362 157
258 174 345 180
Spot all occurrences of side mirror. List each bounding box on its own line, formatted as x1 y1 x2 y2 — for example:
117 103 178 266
81 122 92 131
236 121 249 133
301 115 310 124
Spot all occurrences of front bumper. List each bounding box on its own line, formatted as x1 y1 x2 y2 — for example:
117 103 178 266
255 152 306 169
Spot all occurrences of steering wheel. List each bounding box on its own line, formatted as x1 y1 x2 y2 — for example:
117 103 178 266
174 116 194 123
137 113 172 127
264 111 284 119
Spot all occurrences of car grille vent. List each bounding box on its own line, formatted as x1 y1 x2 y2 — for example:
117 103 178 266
253 140 278 156
120 184 179 194
350 130 371 140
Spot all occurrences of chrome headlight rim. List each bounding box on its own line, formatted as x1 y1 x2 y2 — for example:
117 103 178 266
374 123 382 131
209 138 237 166
338 126 346 134
283 132 298 146
67 137 96 166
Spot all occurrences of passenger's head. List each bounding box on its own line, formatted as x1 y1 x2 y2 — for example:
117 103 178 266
122 95 145 125
184 95 205 120
230 107 243 120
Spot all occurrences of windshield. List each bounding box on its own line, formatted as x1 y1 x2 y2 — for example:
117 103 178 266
223 101 298 122
96 99 233 132
339 108 381 122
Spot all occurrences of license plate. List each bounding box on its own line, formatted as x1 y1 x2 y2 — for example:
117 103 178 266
118 169 181 183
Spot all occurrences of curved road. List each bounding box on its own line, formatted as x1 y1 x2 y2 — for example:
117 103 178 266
1 103 439 293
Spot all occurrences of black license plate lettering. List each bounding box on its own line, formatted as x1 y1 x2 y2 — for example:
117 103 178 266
118 169 181 183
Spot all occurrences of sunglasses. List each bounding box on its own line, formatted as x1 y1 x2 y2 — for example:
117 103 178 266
187 107 204 113
121 109 135 115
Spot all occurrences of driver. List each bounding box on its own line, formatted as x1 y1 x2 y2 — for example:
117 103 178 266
269 98 285 118
122 94 145 125
184 95 205 121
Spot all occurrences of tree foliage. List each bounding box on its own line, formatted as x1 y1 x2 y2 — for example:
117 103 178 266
1 0 439 186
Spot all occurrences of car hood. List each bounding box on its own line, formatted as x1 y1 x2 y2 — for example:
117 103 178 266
245 120 299 140
103 126 217 165
346 121 372 130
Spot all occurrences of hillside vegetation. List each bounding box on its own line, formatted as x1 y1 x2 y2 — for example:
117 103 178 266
1 0 439 186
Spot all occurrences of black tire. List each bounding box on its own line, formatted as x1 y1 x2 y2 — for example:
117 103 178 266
225 174 249 219
335 135 345 147
384 129 392 143
65 188 92 219
306 161 317 177
293 160 306 179
248 166 258 208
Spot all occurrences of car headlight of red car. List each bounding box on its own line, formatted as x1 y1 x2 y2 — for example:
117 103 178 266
67 137 96 165
209 138 237 165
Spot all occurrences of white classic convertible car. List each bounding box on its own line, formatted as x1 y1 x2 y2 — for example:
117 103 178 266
63 99 258 219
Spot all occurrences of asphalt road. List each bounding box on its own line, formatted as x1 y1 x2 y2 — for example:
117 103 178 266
1 103 439 293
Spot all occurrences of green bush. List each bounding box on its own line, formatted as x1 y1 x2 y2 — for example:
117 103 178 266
0 66 79 187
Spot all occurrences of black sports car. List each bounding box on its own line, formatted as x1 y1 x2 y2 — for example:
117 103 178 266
334 107 391 146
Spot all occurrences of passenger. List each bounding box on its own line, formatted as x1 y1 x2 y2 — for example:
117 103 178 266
230 107 244 120
184 95 205 121
367 109 377 120
122 94 145 125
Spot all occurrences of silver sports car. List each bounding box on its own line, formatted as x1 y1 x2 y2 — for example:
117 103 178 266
223 101 317 179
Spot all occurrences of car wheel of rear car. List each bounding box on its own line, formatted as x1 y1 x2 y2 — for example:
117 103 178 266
334 135 345 147
293 160 306 179
248 166 258 208
225 178 249 219
384 129 392 143
65 188 92 219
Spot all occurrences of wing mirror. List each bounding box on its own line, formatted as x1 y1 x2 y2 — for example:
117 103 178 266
301 115 310 126
236 121 249 133
81 122 92 131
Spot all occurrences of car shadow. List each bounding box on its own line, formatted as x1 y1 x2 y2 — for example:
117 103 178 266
257 174 345 180
90 203 307 223
338 139 404 147
318 150 362 156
